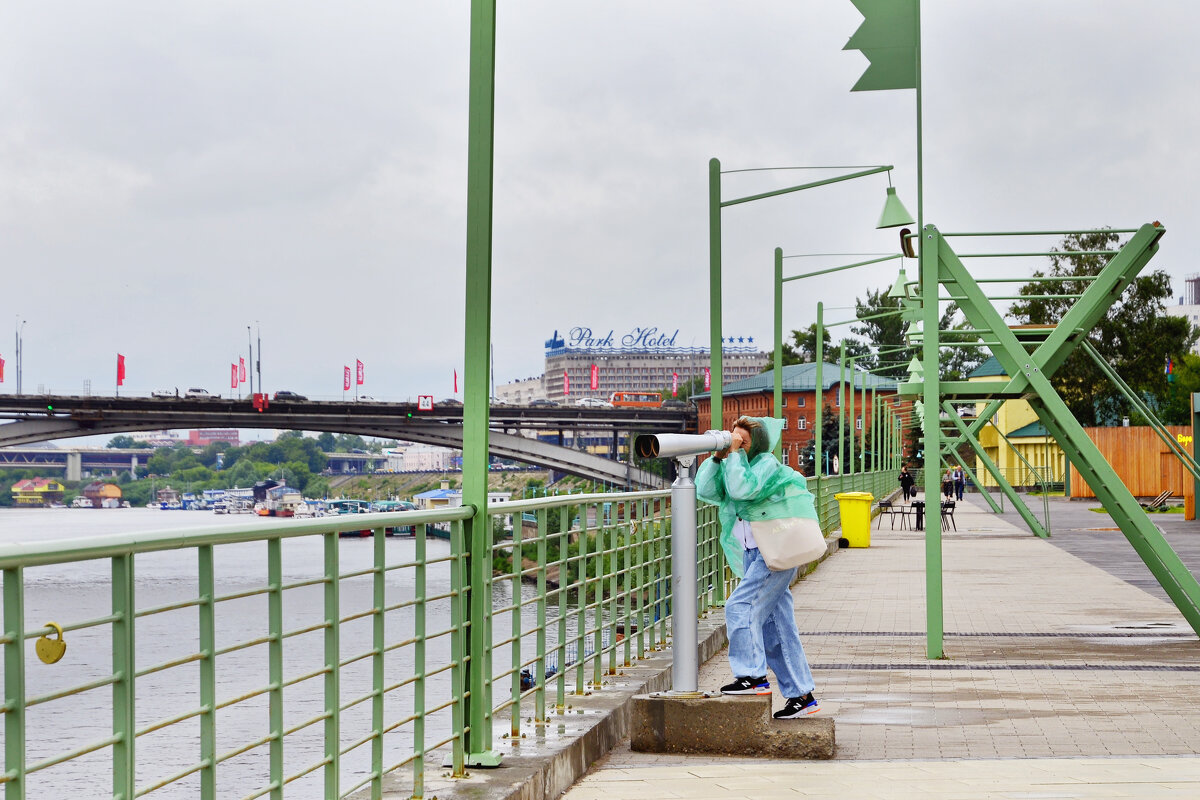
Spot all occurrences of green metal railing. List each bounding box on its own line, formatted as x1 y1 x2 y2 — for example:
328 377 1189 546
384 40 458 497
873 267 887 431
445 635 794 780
0 473 891 799
0 491 733 799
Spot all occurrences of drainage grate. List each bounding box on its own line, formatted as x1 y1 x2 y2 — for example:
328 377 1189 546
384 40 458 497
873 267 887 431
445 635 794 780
813 662 1200 672
799 631 1194 638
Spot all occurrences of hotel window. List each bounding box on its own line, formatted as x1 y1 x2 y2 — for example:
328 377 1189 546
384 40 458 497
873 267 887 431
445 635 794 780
797 396 805 407
782 397 787 407
797 416 807 430
782 446 791 466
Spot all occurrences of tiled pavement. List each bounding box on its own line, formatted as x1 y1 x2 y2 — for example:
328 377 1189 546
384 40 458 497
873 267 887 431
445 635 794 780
561 494 1200 799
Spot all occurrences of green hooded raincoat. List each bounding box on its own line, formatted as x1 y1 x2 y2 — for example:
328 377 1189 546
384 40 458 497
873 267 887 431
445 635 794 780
695 416 819 578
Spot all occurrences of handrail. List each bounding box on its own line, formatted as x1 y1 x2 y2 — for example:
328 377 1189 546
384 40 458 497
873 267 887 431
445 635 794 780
0 507 474 567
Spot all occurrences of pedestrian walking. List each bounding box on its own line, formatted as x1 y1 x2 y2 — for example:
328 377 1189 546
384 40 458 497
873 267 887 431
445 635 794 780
953 465 966 501
942 468 955 500
696 415 820 718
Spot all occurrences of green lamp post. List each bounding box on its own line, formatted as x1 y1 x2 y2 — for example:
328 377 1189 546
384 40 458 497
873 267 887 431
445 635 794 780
709 160 912 431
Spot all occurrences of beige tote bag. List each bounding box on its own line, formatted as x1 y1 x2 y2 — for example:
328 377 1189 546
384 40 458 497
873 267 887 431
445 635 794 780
749 517 827 572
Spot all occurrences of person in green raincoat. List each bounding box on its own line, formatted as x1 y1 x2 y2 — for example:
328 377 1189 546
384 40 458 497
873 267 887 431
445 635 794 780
696 415 820 718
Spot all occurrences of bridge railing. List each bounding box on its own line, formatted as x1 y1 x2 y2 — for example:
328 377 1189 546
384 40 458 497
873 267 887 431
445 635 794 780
0 490 729 800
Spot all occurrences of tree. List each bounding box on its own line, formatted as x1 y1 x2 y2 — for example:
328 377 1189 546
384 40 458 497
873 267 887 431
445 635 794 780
316 432 337 452
1009 231 1198 426
799 404 855 476
852 286 985 381
106 435 150 449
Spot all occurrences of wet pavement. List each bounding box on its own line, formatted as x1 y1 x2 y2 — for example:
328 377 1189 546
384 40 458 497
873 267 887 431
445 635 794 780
561 492 1200 799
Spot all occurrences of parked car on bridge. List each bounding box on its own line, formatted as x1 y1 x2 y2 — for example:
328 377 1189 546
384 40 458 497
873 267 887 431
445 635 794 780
184 388 215 399
273 391 307 401
529 399 557 407
151 389 176 399
575 397 612 408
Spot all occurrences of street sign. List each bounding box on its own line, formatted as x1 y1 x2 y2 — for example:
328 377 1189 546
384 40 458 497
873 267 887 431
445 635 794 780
417 395 434 411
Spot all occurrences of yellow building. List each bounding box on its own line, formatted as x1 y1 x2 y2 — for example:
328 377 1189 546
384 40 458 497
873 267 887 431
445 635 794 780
970 357 1065 489
11 478 67 506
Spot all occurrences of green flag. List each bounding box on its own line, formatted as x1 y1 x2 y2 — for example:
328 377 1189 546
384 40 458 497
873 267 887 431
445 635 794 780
844 0 918 92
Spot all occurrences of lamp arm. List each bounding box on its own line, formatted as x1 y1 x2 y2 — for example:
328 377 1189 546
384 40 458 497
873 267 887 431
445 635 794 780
720 166 892 208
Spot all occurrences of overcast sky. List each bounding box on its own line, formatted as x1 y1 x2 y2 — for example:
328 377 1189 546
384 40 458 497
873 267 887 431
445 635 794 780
3 1 1198 405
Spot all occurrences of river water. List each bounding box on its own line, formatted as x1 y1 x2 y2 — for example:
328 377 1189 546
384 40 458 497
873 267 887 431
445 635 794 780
0 508 585 799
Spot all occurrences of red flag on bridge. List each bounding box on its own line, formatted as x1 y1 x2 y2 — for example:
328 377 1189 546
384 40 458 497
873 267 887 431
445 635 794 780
344 366 351 391
453 369 458 393
672 372 679 397
563 369 570 396
590 364 598 390
356 359 364 386
231 364 238 389
0 356 5 383
704 367 711 390
117 354 126 386
239 357 246 383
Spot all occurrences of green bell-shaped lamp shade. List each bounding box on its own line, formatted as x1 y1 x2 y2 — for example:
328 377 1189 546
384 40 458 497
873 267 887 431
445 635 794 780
887 264 910 299
906 356 923 376
877 186 915 229
905 318 924 345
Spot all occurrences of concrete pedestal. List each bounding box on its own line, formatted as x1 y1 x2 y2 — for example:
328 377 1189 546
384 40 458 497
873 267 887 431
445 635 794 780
630 693 834 759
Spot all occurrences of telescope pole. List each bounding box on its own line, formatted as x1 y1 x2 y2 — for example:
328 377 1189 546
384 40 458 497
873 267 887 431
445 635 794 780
669 456 698 693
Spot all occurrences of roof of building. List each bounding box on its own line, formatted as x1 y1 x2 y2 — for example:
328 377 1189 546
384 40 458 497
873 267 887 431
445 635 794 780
413 488 461 500
969 356 1007 378
694 362 899 400
1007 420 1051 438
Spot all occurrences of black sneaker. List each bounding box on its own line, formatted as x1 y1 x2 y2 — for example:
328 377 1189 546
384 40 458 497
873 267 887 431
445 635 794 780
719 675 770 695
773 693 819 718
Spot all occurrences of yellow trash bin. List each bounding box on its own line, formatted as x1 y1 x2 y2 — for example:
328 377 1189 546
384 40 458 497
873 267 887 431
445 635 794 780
834 491 875 547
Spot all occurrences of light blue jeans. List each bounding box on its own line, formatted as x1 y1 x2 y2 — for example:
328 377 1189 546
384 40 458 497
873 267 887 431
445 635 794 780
726 548 815 699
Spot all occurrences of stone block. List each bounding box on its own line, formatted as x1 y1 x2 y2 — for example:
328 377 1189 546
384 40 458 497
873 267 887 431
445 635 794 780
630 693 834 759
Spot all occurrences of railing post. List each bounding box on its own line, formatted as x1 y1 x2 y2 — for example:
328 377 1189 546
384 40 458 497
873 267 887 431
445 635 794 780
323 533 340 798
371 527 386 797
3 567 26 800
112 554 136 800
414 524 428 794
534 510 548 722
198 546 217 799
268 538 284 800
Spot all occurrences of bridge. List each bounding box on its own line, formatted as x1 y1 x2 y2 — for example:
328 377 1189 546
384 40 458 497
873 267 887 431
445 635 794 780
0 395 695 488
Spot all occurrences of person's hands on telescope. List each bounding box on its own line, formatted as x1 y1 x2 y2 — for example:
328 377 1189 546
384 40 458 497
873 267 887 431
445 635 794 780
714 429 736 460
730 429 746 451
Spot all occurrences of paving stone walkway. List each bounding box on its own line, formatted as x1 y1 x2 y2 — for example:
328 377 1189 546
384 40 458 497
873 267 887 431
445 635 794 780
562 494 1200 799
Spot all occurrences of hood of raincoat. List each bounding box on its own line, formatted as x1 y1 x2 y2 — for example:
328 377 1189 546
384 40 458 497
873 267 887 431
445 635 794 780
695 416 818 578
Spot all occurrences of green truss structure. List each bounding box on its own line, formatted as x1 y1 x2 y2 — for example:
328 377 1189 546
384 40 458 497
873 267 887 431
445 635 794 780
905 223 1200 656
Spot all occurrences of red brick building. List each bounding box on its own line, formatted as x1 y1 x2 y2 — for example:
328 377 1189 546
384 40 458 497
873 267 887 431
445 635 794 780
693 363 906 475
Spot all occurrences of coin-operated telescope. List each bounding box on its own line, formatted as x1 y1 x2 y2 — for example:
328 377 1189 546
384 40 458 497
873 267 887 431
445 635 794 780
631 429 732 696
633 430 732 461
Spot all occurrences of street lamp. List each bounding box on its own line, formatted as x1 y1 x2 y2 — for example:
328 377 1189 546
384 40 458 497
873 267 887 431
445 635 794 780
14 318 26 395
708 159 913 430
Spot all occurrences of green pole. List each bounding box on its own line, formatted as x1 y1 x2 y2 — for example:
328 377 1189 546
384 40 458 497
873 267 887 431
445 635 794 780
838 344 846 480
709 158 724 431
777 245 787 419
199 546 217 799
267 538 284 800
774 247 784 458
463 0 502 766
3 568 25 800
112 555 136 800
921 225 944 659
815 303 824 481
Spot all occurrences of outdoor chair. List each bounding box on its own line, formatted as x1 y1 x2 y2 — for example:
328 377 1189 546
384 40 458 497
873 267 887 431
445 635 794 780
876 499 906 529
940 500 957 531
